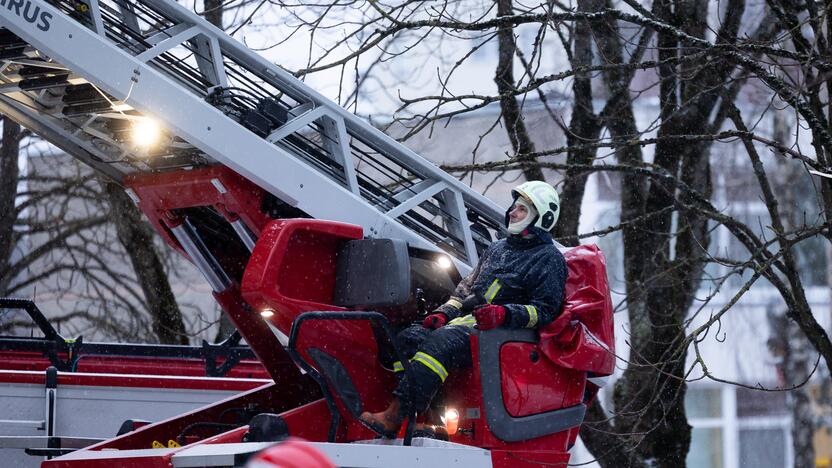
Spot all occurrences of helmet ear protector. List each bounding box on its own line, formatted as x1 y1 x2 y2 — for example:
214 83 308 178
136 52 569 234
509 181 560 231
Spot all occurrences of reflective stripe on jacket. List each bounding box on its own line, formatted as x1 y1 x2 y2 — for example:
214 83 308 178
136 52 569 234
438 226 567 329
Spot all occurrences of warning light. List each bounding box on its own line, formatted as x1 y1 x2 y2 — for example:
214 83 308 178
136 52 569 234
131 118 162 148
436 256 453 270
260 309 275 318
441 408 459 435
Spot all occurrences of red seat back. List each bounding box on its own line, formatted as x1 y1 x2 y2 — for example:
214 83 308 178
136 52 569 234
540 244 615 376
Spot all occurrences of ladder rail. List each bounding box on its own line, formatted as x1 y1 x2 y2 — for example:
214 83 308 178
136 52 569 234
132 0 507 249
0 0 509 269
137 0 505 225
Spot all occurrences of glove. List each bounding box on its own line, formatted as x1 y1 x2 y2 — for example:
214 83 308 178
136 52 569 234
423 313 448 329
473 305 507 330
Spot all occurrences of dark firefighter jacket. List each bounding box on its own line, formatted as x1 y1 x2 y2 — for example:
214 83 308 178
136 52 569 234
436 226 567 329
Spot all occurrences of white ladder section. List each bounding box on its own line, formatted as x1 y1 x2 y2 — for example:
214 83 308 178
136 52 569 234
0 0 508 269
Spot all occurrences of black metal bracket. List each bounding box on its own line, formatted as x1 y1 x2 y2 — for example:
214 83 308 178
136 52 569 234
24 447 76 457
0 298 74 370
287 311 418 445
203 331 247 377
0 298 61 340
478 328 586 442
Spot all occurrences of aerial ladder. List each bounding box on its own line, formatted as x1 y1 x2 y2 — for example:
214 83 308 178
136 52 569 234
0 0 616 466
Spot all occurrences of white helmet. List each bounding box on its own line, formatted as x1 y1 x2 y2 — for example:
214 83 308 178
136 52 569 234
510 181 560 231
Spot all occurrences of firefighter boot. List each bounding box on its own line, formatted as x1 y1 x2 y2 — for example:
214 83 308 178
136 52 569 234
358 398 403 438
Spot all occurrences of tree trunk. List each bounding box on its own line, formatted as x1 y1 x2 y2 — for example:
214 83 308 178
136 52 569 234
576 2 652 464
204 0 222 30
553 0 600 245
0 117 22 294
494 0 544 182
105 183 188 345
788 323 816 468
579 0 722 465
771 111 817 468
768 307 816 468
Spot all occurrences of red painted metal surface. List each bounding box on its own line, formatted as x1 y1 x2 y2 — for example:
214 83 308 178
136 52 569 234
279 399 333 442
42 451 178 468
212 285 304 384
125 166 305 383
238 219 385 403
41 389 328 468
498 343 585 418
198 426 249 445
81 382 316 452
0 351 268 380
438 334 572 454
241 218 361 332
125 166 271 244
0 369 267 392
241 219 395 442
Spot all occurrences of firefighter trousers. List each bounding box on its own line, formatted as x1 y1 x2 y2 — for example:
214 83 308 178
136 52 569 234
391 324 473 415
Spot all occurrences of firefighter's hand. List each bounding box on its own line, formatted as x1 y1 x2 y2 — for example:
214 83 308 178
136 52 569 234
422 313 448 329
473 305 506 330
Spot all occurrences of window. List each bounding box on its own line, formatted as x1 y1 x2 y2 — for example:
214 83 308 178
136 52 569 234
736 388 787 417
739 429 787 468
709 161 828 292
687 387 722 418
686 387 724 468
687 427 724 468
686 385 792 468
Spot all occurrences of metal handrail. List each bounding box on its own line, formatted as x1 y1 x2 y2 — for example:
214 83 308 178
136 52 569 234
0 298 256 376
287 311 418 446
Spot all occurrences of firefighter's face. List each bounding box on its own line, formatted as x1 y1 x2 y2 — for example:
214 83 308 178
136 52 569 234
508 201 529 224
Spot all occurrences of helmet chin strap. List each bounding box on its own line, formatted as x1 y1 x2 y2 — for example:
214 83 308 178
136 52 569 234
507 198 537 234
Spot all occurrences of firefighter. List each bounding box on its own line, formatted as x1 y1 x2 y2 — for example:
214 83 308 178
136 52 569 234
359 180 568 439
